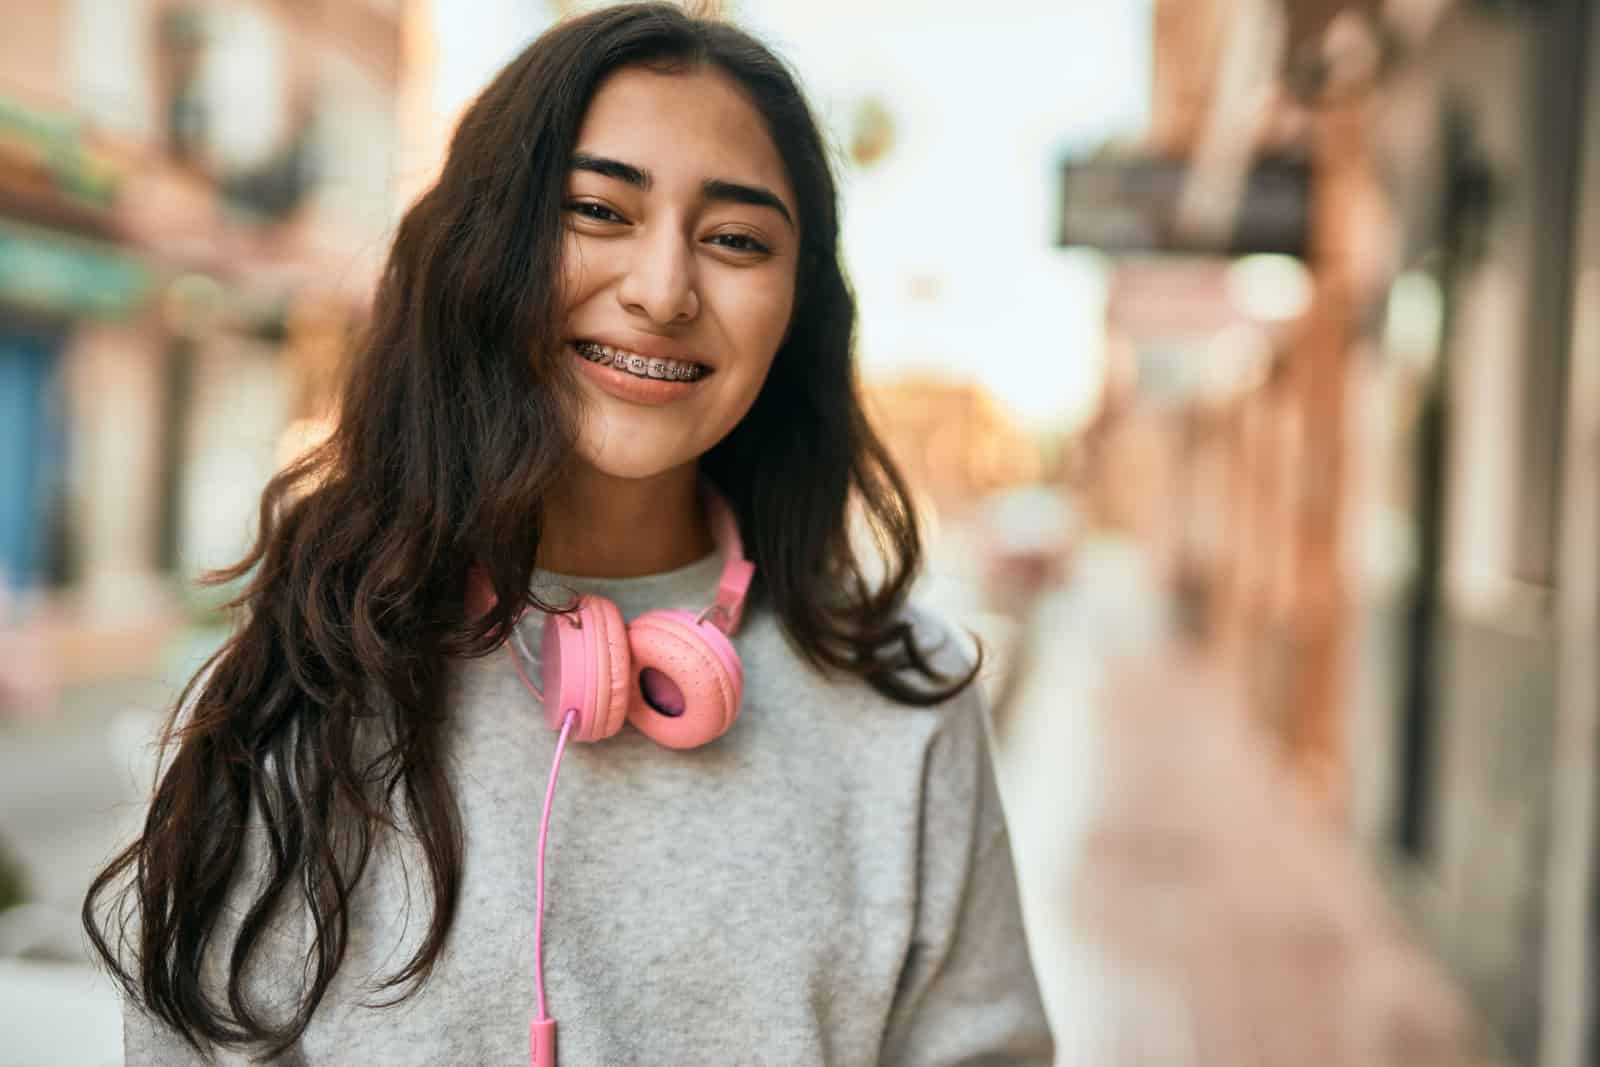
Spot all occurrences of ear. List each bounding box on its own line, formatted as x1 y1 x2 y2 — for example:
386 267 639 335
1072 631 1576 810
465 566 498 617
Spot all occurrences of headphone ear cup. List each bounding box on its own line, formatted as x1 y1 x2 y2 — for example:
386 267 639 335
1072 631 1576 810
588 596 632 742
541 595 631 742
625 609 743 749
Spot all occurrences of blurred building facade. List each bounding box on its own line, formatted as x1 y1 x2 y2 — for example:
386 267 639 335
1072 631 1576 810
1058 0 1596 1063
1351 6 1598 1066
866 375 1043 516
0 0 404 688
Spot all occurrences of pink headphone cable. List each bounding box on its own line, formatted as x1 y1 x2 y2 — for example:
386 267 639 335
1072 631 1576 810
507 640 569 1067
539 707 575 1017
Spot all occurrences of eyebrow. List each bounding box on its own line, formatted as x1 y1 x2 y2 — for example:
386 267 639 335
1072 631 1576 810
570 152 795 230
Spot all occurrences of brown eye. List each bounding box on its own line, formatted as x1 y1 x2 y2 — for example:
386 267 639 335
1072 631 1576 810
567 201 625 223
707 232 770 255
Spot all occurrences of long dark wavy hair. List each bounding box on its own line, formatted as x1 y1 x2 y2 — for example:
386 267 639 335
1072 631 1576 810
84 2 977 1057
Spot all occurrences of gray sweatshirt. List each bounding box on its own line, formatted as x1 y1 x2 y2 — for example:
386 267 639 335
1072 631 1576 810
122 552 1053 1065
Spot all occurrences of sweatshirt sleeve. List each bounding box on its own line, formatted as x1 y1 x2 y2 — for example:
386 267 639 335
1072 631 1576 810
879 675 1055 1065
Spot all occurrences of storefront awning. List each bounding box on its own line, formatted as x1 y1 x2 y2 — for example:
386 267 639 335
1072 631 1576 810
0 218 152 320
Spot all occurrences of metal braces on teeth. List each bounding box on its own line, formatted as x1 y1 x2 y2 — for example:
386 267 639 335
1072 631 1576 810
577 342 703 381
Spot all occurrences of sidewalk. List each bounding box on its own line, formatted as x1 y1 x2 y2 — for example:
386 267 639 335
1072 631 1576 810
990 589 1486 1066
0 673 179 1067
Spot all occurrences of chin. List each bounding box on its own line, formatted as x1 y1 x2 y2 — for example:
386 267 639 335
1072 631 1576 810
573 426 701 483
581 452 692 482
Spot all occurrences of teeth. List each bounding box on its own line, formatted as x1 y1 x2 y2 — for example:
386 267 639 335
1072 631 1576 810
576 342 704 382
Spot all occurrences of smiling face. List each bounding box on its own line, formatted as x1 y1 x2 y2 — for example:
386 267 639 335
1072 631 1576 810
557 63 800 484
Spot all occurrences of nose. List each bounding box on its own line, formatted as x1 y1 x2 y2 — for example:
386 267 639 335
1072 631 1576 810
616 226 700 325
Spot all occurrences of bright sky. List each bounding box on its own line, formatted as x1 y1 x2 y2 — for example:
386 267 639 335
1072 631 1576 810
427 0 1152 429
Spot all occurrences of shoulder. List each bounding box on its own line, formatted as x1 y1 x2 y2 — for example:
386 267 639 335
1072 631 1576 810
891 599 990 747
727 598 990 782
859 598 993 781
885 604 1013 923
896 597 991 746
885 601 1010 843
742 596 985 714
897 599 983 685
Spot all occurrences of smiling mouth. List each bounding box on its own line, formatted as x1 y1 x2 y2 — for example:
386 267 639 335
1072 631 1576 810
574 341 710 382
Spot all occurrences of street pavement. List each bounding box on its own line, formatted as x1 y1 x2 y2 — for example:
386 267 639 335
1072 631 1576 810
990 559 1494 1067
0 675 171 1067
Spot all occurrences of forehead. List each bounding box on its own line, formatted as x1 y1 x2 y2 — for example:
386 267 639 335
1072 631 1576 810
574 64 794 203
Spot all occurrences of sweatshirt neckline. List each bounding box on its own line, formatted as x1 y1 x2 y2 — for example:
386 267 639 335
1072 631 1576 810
528 550 727 620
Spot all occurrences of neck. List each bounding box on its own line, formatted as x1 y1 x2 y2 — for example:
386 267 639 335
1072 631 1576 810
537 463 714 578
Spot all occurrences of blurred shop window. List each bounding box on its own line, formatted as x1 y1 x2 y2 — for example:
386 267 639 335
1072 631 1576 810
66 0 155 138
174 335 291 592
311 53 401 252
0 331 68 596
164 5 290 176
158 4 322 224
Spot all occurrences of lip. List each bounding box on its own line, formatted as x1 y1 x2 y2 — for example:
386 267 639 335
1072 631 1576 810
568 342 704 407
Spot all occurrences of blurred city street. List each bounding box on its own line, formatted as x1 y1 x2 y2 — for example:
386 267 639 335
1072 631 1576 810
1010 648 1484 1067
0 677 171 1067
985 537 1493 1067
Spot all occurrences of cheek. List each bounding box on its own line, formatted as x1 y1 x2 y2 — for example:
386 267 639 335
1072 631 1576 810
729 280 796 365
716 291 791 425
558 235 594 312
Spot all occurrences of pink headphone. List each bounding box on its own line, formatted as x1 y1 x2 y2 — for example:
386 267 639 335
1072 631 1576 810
468 482 755 750
466 483 756 1066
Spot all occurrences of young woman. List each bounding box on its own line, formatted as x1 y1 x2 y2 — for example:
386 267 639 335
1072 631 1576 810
86 5 1052 1063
